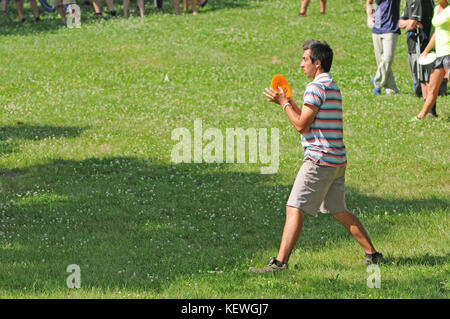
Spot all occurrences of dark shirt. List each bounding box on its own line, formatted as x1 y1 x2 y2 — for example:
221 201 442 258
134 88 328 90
401 0 435 53
372 0 401 34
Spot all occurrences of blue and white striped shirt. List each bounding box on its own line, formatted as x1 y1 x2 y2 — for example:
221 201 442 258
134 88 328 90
301 72 347 167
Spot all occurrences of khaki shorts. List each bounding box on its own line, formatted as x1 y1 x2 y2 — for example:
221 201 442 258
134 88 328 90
286 158 347 217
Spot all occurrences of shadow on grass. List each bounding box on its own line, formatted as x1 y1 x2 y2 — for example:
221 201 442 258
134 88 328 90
387 253 450 267
0 123 87 156
0 156 448 295
0 0 265 37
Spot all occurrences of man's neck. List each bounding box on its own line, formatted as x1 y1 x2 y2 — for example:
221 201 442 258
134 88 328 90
313 70 326 79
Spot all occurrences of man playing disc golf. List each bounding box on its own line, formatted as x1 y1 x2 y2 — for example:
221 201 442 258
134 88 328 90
249 40 383 273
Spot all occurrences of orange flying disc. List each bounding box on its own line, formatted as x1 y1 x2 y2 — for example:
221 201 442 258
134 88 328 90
271 74 291 98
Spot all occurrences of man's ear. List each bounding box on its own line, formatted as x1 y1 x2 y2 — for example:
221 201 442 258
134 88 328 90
315 59 322 71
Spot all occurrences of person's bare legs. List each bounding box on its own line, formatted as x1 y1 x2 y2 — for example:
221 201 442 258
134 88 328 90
92 0 102 13
137 0 144 17
319 0 326 14
105 0 114 11
16 0 25 20
183 0 196 14
299 0 310 15
30 0 39 19
1 0 7 14
417 68 446 119
123 0 129 16
173 0 180 14
276 206 304 264
332 210 376 254
57 4 66 22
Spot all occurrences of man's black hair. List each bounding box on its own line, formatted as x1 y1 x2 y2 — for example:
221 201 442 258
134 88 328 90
302 40 333 72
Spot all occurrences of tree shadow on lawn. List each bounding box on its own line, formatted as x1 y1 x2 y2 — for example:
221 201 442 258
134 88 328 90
0 156 447 295
0 123 87 156
191 0 262 13
0 0 264 37
389 253 450 267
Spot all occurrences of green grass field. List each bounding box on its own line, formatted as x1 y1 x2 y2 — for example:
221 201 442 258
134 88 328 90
0 0 449 298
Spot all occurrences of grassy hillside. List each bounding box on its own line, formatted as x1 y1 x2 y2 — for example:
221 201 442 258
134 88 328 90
0 0 448 298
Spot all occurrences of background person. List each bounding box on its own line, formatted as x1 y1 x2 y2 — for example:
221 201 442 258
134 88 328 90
92 0 117 17
366 0 401 95
298 0 326 17
412 0 450 120
183 0 197 15
123 0 144 17
249 40 383 273
2 0 7 14
398 0 436 115
52 0 73 22
16 0 40 21
156 0 185 14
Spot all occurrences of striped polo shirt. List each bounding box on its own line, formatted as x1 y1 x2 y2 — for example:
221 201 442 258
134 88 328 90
301 72 347 167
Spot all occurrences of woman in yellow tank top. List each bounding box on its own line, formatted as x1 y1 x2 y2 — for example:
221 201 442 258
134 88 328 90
411 0 449 121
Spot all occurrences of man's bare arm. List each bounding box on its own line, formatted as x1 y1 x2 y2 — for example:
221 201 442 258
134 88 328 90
284 103 318 134
366 0 375 28
399 18 421 30
263 87 318 134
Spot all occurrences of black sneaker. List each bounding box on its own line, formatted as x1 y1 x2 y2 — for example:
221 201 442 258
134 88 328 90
363 252 383 265
249 257 288 273
200 0 208 8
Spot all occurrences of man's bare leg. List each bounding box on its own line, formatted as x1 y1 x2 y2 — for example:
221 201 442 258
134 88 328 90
276 206 304 264
332 210 376 254
249 206 303 272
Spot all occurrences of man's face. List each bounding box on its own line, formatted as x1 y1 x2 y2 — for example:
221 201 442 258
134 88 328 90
301 49 318 79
